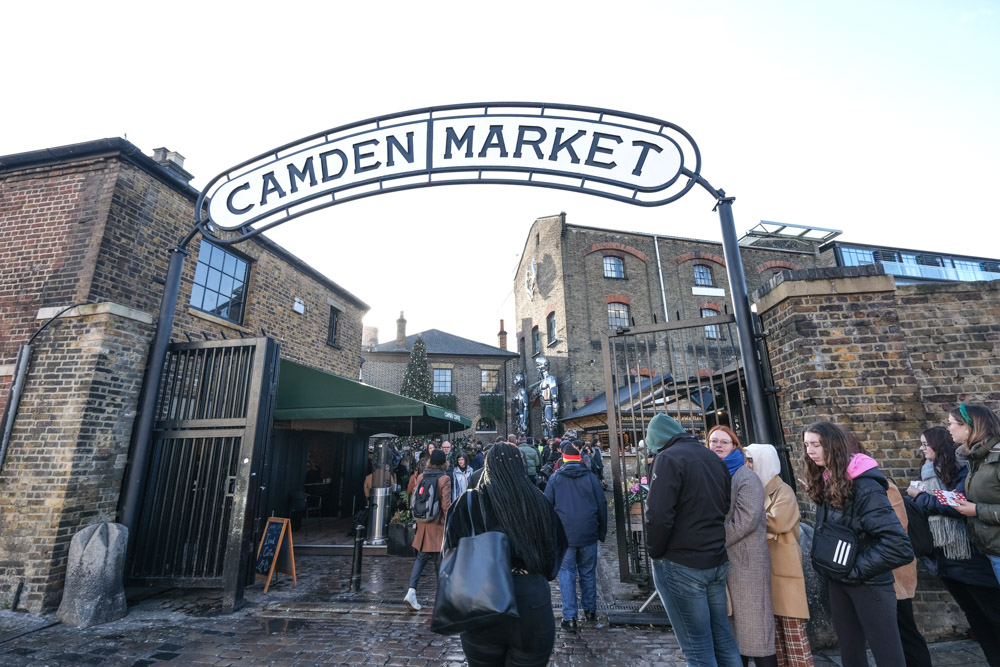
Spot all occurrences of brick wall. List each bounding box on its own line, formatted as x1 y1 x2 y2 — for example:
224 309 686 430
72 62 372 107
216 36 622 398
755 266 1000 640
0 305 152 612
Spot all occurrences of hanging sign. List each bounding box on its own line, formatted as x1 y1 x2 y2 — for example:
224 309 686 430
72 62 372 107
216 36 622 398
198 103 701 234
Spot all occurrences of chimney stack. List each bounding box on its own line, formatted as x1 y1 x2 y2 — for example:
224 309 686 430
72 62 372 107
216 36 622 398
152 147 194 184
497 319 507 350
395 312 407 350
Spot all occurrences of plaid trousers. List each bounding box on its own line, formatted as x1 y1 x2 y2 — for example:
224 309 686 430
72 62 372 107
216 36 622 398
775 615 814 667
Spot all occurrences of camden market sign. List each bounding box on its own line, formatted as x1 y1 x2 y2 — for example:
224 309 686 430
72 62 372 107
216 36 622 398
197 103 701 234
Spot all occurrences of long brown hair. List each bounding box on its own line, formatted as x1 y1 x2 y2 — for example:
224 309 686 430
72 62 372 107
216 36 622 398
802 422 855 509
950 403 1000 449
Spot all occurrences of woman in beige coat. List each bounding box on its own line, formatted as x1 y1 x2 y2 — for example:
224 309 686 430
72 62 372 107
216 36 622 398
745 443 813 667
708 426 777 667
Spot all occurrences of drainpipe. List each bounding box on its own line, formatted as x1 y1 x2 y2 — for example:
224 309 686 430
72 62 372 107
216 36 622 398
653 236 670 322
0 302 90 472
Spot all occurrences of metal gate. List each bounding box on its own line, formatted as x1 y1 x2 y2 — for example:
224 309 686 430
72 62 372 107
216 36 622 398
602 314 751 584
127 337 279 609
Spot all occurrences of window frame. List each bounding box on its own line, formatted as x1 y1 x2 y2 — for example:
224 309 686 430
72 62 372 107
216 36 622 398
532 326 541 356
693 264 714 287
701 307 721 340
433 368 452 394
327 306 341 347
481 369 499 394
546 312 556 344
189 240 251 325
607 302 630 330
603 255 625 279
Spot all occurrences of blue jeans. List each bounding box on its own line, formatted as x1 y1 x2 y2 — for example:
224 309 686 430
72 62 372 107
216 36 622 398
558 542 598 620
651 557 741 667
989 554 1000 587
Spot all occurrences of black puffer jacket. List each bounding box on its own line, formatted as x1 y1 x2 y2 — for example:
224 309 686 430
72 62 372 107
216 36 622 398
814 467 914 586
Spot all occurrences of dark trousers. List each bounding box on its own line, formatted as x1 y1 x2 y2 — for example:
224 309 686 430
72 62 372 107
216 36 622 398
895 598 931 667
460 574 555 667
941 577 1000 667
828 580 905 667
408 550 440 589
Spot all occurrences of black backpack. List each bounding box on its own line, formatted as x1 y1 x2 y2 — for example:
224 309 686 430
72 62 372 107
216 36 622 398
412 469 443 523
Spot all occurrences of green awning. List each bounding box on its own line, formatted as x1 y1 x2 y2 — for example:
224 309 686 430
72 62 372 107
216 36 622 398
274 360 471 431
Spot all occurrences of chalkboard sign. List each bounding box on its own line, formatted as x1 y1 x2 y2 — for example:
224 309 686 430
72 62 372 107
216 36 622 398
254 517 297 593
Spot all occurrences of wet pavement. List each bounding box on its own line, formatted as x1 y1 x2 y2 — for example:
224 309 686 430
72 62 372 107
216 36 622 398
0 533 989 666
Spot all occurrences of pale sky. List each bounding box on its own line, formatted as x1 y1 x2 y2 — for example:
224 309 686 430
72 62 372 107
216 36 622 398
4 1 998 346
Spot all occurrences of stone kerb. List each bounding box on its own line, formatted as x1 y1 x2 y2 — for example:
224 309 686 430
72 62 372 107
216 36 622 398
0 302 153 613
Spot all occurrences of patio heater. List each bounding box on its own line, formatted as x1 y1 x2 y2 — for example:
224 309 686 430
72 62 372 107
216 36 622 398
365 433 397 546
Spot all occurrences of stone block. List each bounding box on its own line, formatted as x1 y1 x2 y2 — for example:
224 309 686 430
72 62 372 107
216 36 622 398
55 523 128 628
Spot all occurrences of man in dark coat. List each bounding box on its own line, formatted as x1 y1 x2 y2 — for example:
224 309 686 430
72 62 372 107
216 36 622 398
644 413 741 666
544 443 607 632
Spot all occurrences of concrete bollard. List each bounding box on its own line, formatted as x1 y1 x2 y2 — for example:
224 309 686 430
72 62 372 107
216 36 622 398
350 524 365 592
56 523 129 628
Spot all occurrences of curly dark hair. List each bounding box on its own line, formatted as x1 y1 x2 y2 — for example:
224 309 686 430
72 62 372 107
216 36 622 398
481 443 556 575
802 422 855 509
921 426 959 488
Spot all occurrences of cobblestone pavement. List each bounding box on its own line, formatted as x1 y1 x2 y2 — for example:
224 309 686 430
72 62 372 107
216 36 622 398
0 532 988 665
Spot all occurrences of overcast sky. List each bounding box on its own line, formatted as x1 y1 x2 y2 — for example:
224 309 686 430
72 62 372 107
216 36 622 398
4 1 998 347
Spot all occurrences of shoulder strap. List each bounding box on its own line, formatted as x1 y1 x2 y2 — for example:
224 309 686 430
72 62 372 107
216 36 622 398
466 491 476 537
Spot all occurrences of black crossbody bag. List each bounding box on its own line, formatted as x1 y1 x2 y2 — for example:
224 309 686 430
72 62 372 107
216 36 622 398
811 501 859 579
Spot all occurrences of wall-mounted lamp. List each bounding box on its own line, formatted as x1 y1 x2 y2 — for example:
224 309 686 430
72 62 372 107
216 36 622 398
293 297 306 314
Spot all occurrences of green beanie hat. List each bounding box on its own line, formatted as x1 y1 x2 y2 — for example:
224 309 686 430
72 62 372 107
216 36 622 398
645 413 685 454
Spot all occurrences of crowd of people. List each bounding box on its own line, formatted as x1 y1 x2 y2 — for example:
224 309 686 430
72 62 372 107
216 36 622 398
389 401 1000 667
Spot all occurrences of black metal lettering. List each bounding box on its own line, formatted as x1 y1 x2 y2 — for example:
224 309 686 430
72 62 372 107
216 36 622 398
513 125 547 159
631 140 663 177
386 132 415 167
259 172 286 206
320 149 347 182
287 157 317 194
444 126 474 158
353 139 381 174
548 128 586 163
226 182 253 215
477 125 509 158
585 132 622 170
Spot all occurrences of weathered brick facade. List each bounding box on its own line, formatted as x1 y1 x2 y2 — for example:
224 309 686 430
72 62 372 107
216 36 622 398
513 214 826 432
0 139 368 612
755 265 1000 641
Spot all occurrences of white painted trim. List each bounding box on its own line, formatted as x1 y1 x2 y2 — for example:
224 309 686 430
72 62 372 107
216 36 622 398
0 364 14 377
187 307 255 334
36 302 154 324
692 286 726 297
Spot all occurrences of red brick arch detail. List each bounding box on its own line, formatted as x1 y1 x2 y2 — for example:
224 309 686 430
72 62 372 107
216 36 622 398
675 251 726 267
698 301 723 312
756 260 802 273
606 295 631 305
582 242 649 263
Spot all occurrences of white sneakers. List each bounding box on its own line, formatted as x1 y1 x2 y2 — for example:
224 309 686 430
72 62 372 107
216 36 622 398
403 587 422 611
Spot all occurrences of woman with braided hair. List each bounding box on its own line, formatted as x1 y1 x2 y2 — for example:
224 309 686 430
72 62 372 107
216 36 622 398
443 442 567 667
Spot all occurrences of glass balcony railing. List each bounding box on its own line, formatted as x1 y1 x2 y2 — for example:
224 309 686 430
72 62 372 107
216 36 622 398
879 261 1000 283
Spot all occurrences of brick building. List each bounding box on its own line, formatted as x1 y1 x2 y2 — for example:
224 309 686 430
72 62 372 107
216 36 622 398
362 313 519 440
0 139 464 612
512 213 831 438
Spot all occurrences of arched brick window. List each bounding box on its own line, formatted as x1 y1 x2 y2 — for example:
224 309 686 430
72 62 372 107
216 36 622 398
701 307 721 339
608 302 630 329
693 264 714 287
603 256 625 279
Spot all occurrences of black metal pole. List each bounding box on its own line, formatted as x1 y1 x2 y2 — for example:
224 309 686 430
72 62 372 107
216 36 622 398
713 194 773 444
119 245 189 535
350 524 365 591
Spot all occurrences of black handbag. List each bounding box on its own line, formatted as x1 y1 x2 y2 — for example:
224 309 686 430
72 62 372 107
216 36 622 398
430 491 519 635
811 503 859 579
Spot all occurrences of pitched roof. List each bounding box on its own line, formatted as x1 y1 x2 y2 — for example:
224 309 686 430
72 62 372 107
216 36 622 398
370 329 517 358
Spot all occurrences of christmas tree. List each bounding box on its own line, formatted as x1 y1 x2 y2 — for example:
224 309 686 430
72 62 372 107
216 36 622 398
399 335 433 402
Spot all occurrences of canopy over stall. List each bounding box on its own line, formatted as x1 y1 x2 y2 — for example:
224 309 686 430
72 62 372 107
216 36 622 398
274 360 471 435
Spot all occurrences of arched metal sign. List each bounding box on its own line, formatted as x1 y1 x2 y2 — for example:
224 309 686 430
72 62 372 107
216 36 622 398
195 103 702 241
